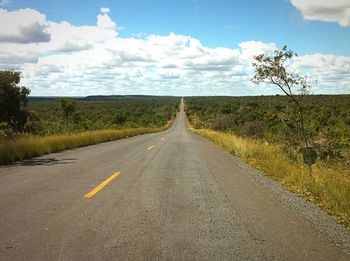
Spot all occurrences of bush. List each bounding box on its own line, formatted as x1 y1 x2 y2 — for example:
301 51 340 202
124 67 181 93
25 110 44 135
209 114 234 131
240 121 265 139
114 111 127 125
314 142 344 162
0 122 13 140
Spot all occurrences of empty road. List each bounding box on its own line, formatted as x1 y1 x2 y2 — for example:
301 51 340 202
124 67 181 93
0 99 349 260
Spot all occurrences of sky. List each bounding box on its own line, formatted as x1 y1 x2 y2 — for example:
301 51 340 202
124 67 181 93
0 0 349 96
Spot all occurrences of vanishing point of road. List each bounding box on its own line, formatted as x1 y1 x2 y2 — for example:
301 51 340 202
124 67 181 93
0 99 349 260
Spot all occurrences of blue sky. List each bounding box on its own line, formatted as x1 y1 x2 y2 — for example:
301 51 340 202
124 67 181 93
1 0 350 96
6 0 350 55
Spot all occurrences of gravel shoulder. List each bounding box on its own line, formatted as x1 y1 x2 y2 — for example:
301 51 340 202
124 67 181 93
228 152 350 255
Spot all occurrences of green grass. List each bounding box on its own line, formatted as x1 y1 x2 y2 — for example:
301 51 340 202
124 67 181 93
0 121 172 165
190 127 350 229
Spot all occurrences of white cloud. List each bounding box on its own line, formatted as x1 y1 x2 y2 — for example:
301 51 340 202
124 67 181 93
292 54 350 92
97 13 117 30
1 7 349 96
239 41 277 61
0 8 117 67
47 19 117 52
0 0 11 7
0 49 38 66
0 8 50 43
290 0 350 27
100 7 111 14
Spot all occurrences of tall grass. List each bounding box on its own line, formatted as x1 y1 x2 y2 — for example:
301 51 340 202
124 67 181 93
0 122 172 165
191 127 350 228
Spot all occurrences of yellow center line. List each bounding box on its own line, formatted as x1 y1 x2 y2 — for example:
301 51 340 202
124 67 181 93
147 145 155 150
84 172 120 199
161 137 165 141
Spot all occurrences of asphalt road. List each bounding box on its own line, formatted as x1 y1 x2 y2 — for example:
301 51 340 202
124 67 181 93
0 99 349 260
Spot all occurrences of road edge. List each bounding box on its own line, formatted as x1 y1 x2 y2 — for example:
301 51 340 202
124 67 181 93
189 128 350 256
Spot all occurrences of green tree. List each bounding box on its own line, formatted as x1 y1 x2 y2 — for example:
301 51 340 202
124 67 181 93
114 111 127 125
0 70 30 132
252 46 316 167
58 98 77 120
25 110 44 135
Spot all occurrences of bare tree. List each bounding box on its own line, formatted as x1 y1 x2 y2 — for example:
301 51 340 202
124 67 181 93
252 46 316 167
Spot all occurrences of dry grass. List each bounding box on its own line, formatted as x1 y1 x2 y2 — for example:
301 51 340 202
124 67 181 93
190 127 350 228
0 121 172 165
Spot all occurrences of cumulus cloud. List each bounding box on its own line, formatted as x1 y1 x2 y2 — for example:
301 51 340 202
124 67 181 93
0 49 38 66
0 8 50 43
0 8 117 68
292 54 350 91
291 0 350 27
239 41 277 61
47 20 117 52
97 13 117 30
1 7 349 95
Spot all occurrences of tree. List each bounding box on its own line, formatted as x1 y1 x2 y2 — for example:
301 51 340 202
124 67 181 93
58 98 77 120
114 110 127 125
0 70 30 132
252 46 317 167
25 110 44 135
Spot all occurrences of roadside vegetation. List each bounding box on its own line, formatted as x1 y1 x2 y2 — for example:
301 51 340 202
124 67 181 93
185 95 350 228
185 47 349 227
0 125 172 165
0 70 179 164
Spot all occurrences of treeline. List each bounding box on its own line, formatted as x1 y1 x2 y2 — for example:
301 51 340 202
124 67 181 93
186 95 350 164
0 70 179 140
1 97 179 139
0 70 180 164
24 97 179 136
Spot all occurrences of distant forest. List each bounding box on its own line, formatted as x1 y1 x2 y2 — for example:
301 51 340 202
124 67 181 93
186 95 350 165
1 95 179 139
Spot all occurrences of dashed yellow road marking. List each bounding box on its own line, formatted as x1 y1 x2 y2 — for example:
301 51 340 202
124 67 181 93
147 145 155 150
84 172 120 199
